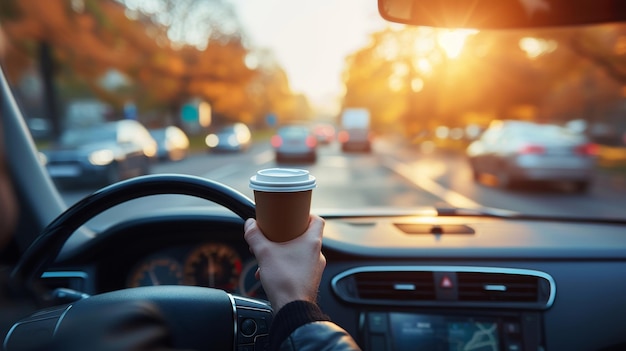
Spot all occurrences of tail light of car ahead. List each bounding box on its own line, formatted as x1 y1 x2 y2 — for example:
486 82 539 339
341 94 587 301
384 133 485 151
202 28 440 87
271 135 282 148
338 131 349 143
518 144 545 155
306 136 317 148
574 143 599 156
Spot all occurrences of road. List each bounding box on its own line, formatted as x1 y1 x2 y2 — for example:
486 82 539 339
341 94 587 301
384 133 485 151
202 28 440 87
59 139 626 231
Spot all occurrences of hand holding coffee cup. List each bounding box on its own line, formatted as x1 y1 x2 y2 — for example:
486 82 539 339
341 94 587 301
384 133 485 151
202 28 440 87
249 168 316 242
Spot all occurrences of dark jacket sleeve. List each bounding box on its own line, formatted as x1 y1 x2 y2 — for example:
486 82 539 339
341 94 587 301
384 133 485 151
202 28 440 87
270 300 362 351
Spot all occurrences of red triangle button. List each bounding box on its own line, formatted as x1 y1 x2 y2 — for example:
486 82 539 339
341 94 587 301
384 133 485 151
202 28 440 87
440 276 453 289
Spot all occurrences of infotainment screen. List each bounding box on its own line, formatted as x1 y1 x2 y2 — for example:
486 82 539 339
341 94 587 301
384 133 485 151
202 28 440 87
389 312 499 351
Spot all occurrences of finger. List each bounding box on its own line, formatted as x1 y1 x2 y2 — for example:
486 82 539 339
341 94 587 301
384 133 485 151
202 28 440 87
244 219 271 256
309 214 325 231
303 214 325 241
244 218 255 232
255 267 260 280
243 219 260 243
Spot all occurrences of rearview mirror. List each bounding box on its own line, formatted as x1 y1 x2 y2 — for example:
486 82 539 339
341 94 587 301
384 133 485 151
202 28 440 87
378 0 626 29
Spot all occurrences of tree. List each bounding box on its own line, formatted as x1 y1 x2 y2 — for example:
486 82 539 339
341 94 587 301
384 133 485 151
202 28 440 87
341 23 626 137
1 0 299 135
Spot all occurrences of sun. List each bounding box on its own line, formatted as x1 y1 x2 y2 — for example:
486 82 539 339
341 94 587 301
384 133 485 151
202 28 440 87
437 29 479 58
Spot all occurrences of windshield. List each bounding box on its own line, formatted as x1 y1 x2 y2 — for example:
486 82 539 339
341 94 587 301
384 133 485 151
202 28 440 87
2 0 626 228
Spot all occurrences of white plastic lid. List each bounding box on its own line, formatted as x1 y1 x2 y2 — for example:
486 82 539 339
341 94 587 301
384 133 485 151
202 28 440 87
249 168 316 192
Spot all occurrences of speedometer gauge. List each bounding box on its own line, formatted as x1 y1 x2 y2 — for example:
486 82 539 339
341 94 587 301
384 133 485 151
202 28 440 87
184 243 242 290
128 257 184 287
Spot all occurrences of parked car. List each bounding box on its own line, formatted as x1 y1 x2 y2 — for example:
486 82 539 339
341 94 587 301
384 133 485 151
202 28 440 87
272 124 317 163
149 126 190 161
205 123 252 152
467 120 598 191
41 120 157 186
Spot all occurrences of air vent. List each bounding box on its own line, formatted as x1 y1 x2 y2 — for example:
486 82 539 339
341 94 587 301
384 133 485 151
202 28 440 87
331 266 555 309
354 271 435 300
457 272 549 303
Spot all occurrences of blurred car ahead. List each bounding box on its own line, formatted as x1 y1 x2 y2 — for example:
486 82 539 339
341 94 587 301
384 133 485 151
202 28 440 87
271 124 317 163
467 120 598 192
205 123 252 152
149 126 190 162
313 123 336 144
338 108 372 152
41 120 157 187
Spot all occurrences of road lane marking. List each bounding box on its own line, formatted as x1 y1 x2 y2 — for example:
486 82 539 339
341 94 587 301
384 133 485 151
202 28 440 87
384 158 483 209
254 150 274 165
203 164 240 180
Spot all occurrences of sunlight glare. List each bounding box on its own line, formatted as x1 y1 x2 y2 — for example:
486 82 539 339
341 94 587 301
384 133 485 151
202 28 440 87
411 78 424 92
414 36 436 55
436 29 478 59
519 37 557 59
415 58 432 75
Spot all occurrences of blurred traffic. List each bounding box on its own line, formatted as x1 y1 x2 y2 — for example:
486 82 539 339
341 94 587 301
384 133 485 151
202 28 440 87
205 123 252 153
40 120 155 187
150 126 190 162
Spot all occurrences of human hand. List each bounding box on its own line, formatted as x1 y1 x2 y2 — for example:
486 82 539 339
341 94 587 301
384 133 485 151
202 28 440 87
244 214 326 312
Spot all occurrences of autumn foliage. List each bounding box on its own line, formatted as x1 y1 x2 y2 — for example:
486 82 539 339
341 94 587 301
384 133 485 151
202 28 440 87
0 0 306 130
342 24 626 139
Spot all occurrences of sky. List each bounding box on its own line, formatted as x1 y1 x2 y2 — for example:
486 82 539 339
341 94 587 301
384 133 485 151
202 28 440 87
230 0 388 115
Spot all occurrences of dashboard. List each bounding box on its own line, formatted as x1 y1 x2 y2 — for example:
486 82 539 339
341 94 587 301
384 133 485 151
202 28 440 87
43 209 626 351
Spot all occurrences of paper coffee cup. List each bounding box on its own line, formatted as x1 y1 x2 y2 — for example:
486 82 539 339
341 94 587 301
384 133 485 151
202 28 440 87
249 168 316 242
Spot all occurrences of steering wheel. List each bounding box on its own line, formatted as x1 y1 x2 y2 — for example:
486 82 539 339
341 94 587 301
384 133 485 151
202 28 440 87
6 174 273 351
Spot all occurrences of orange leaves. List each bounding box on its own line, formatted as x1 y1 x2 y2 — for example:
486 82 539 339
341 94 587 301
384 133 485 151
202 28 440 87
0 0 298 124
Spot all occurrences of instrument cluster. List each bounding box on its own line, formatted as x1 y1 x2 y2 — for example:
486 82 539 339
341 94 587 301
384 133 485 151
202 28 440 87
126 242 265 299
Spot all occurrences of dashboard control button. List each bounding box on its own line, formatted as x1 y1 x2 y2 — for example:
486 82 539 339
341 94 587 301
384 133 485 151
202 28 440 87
368 312 388 333
255 334 269 351
440 275 454 289
237 344 254 351
257 317 269 334
505 322 521 334
241 318 257 337
506 342 522 351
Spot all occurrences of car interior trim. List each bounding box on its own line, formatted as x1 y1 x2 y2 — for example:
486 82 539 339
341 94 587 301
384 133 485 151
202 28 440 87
52 304 73 336
227 293 238 351
41 271 88 280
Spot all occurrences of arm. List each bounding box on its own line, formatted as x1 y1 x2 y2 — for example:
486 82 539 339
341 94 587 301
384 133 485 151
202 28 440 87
244 215 361 351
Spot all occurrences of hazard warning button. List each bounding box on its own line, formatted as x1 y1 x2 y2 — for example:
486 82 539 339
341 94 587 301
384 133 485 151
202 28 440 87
434 272 458 300
440 275 454 289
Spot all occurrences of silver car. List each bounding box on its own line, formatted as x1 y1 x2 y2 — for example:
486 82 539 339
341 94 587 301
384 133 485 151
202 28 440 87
272 125 317 163
467 120 597 192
